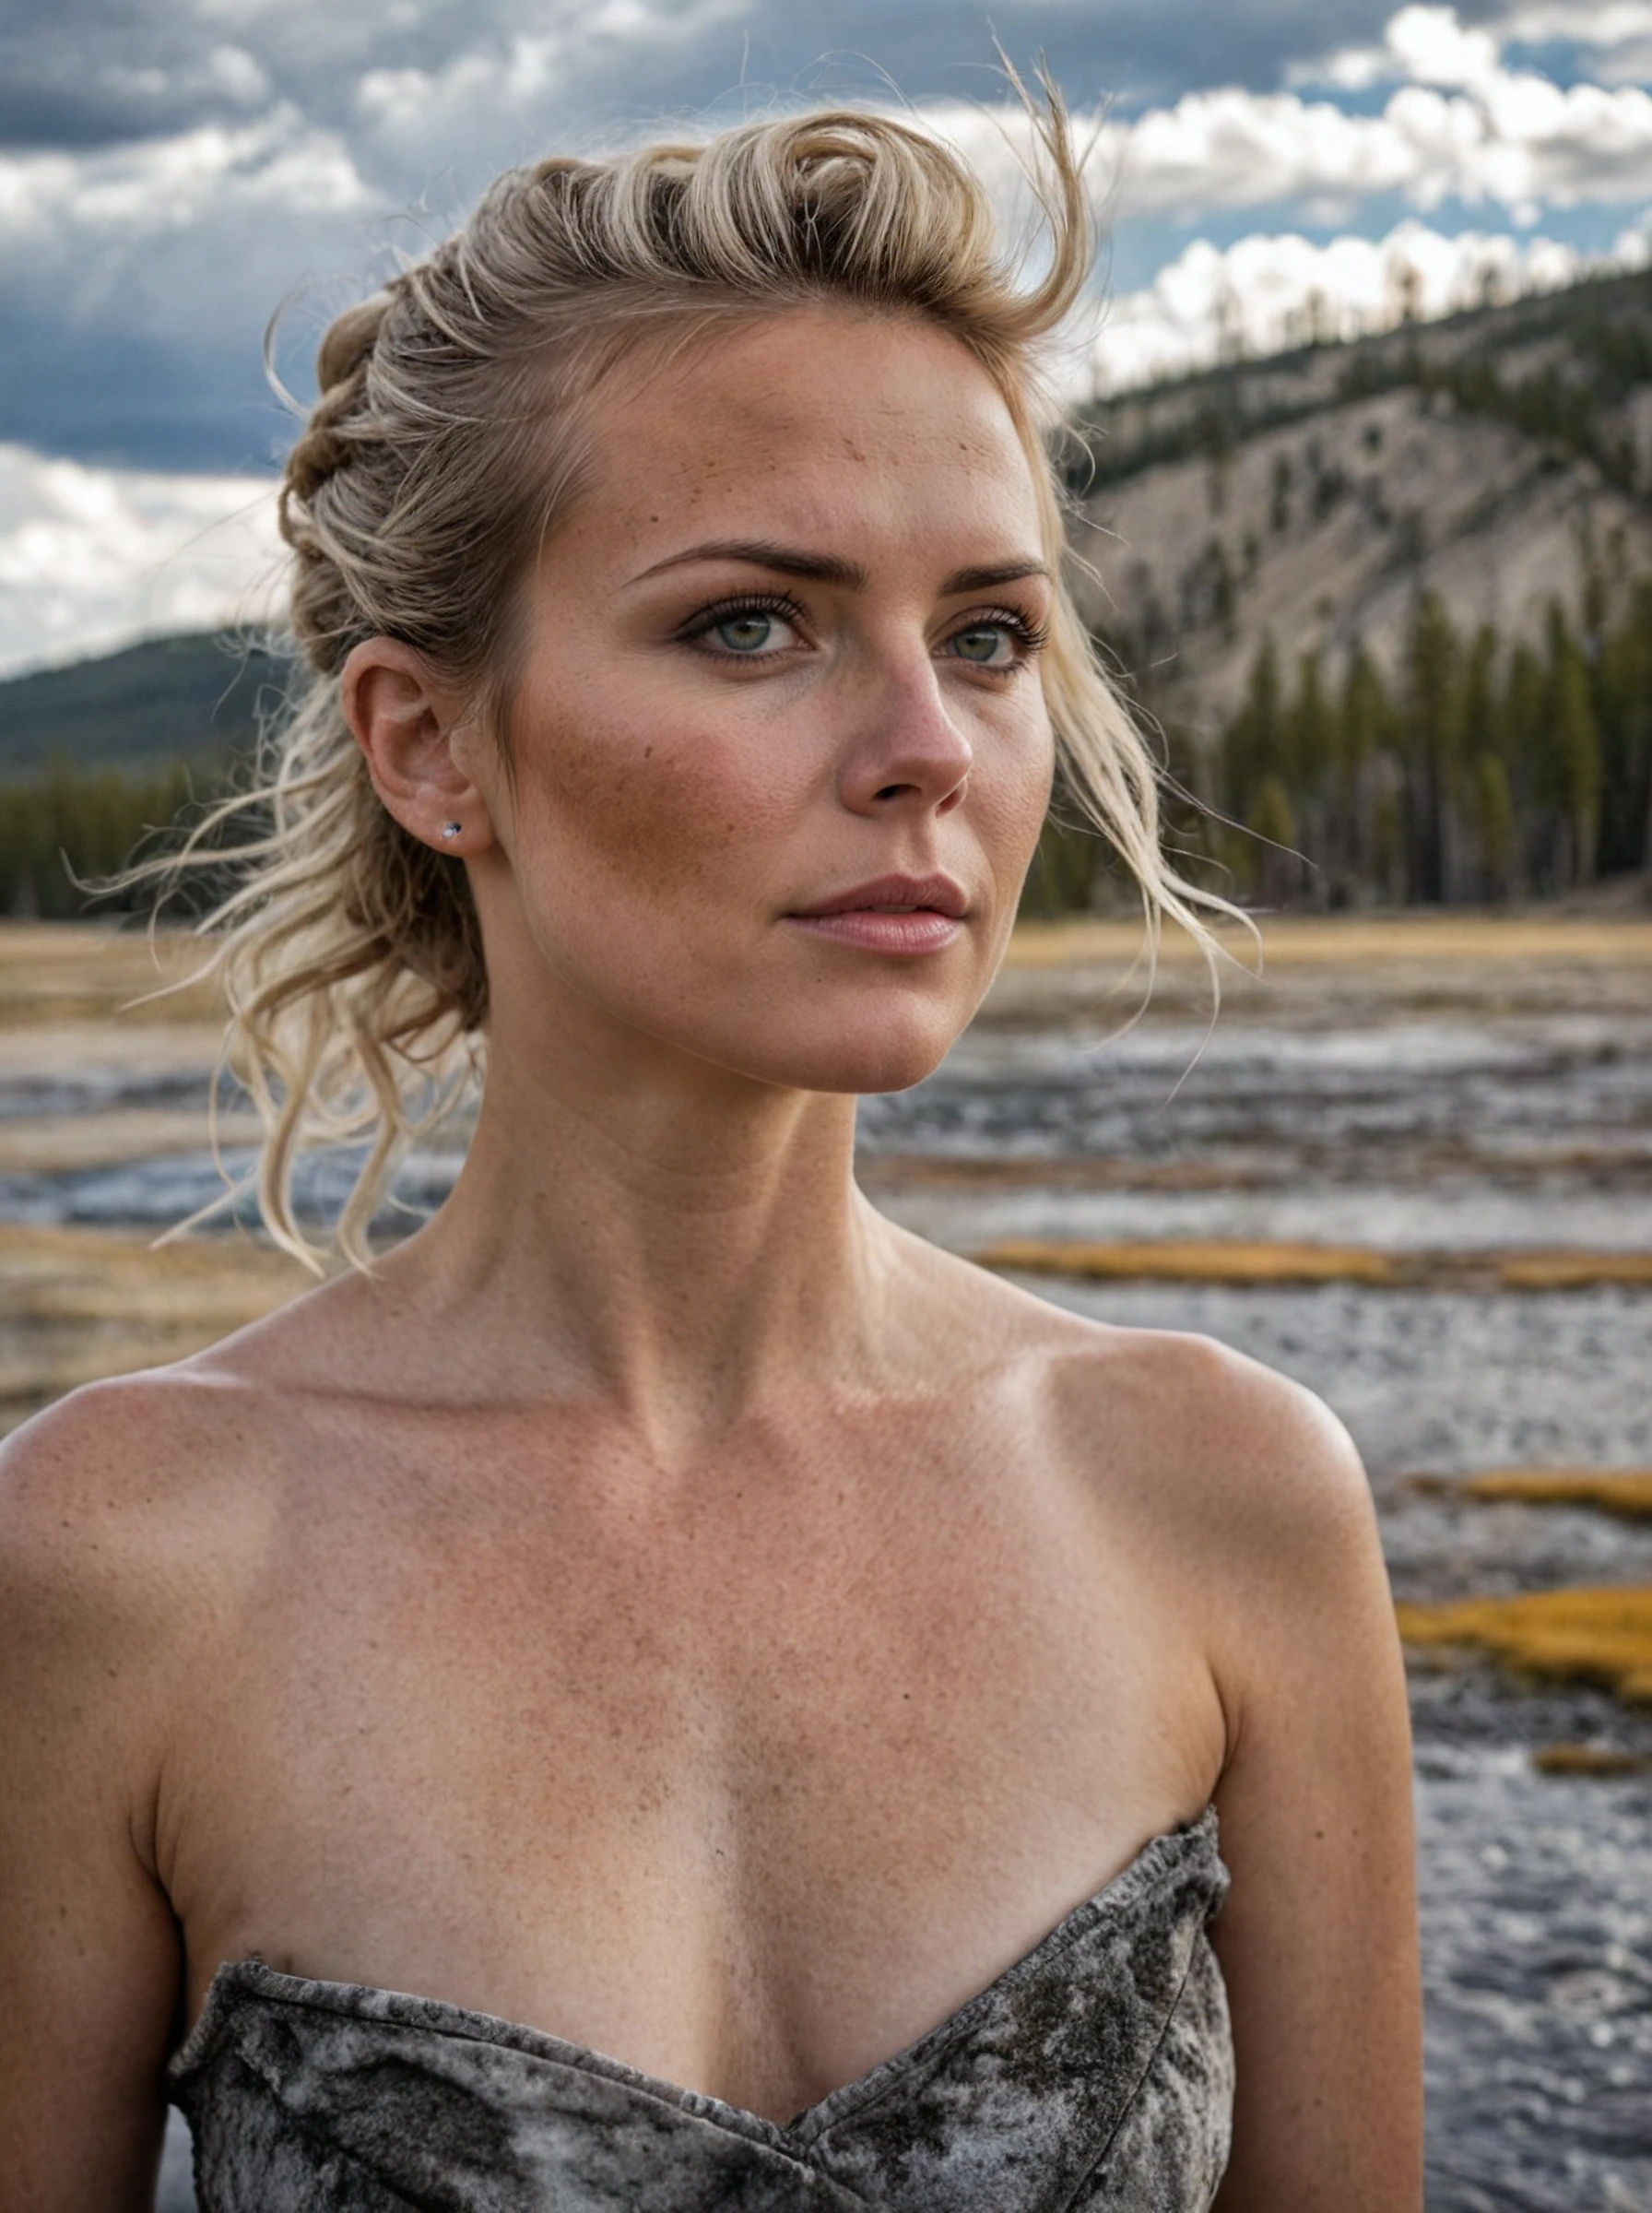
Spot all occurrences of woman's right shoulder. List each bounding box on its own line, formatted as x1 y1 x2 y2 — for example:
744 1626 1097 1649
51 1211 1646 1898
0 1365 277 1652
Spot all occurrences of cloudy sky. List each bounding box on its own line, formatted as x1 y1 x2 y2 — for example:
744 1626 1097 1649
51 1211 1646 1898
5 0 1652 674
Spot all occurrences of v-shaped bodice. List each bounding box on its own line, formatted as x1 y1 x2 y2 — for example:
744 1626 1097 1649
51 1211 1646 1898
168 1809 1232 2211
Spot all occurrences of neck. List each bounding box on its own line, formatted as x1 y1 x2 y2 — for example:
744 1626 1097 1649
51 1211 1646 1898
393 1013 901 1445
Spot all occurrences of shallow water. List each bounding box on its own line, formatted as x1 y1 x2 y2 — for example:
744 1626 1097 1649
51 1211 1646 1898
5 950 1647 2209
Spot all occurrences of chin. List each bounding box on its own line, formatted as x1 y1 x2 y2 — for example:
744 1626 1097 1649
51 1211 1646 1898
728 1000 966 1097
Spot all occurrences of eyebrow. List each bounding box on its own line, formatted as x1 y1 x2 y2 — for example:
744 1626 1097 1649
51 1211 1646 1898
629 538 1051 596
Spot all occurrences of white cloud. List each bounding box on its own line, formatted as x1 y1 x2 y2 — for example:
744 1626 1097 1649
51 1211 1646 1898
1109 90 1413 222
1113 10 1652 223
353 41 572 176
1299 1 1652 95
1386 5 1502 89
206 46 274 107
1502 4 1652 46
1092 217 1643 395
0 108 370 249
0 447 281 678
350 0 749 183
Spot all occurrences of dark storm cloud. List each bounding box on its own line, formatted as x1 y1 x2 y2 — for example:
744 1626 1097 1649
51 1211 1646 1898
0 0 1492 153
0 0 481 148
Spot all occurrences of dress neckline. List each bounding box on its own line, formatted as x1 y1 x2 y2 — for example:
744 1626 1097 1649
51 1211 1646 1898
170 1807 1223 2148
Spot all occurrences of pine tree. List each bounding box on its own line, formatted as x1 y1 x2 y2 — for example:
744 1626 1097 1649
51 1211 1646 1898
1284 650 1333 792
1283 652 1336 903
1247 775 1302 907
1223 634 1285 821
1340 642 1397 896
1459 624 1499 763
1472 751 1516 900
1549 617 1602 885
1340 641 1393 773
1592 576 1652 876
1400 589 1463 902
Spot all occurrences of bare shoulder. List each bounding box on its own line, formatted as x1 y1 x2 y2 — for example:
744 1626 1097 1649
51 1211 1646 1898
1056 1320 1372 1548
974 1280 1384 1623
3 1356 252 1535
0 1250 381 1569
0 1359 277 1694
927 1237 1372 1534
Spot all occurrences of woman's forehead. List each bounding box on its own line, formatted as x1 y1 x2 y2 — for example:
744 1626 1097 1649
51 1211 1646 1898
564 306 1045 576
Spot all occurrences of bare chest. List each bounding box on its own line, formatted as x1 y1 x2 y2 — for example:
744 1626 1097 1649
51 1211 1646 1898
164 1411 1223 2117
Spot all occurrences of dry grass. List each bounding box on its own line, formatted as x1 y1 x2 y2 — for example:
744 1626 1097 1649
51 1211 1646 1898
1396 1588 1652 1705
857 1156 1268 1192
1529 1743 1652 1777
0 922 221 1027
974 1238 1652 1289
1499 1253 1652 1288
1449 1470 1652 1521
976 1237 1402 1285
1001 913 1652 970
986 909 1652 1022
0 1222 308 1437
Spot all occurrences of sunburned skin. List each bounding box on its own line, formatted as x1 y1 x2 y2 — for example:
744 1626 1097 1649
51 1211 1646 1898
0 303 1421 2213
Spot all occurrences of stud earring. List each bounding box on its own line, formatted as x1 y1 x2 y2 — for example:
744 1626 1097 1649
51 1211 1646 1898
441 822 462 841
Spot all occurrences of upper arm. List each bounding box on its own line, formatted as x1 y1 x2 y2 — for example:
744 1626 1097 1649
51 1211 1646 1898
1186 1348 1422 2213
0 1388 188 2212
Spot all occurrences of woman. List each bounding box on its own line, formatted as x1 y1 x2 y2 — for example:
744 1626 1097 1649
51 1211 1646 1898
0 88 1421 2212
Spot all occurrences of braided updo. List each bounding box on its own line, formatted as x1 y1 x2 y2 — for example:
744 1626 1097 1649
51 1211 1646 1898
143 81 1232 1268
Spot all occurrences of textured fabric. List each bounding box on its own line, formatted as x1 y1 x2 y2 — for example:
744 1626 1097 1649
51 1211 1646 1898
168 1810 1232 2212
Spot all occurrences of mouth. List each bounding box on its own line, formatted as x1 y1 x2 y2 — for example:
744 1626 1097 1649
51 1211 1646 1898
785 873 969 956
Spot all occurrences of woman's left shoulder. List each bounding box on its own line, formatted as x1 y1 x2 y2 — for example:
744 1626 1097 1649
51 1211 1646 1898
1035 1314 1379 1578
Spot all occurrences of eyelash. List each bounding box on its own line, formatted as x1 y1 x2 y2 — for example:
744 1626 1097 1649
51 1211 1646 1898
676 592 1051 670
676 591 807 654
961 606 1051 664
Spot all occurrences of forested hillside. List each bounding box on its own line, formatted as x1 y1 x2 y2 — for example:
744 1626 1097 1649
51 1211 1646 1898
6 261 1652 917
0 631 266 779
0 632 272 917
1033 262 1652 911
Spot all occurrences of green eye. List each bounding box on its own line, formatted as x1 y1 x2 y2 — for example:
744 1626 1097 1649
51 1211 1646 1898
952 624 1008 664
714 613 777 653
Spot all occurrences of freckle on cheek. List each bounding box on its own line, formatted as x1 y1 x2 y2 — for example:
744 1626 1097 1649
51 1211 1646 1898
531 727 756 905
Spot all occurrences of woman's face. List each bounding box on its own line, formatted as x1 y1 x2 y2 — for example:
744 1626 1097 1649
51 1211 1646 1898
468 303 1056 1097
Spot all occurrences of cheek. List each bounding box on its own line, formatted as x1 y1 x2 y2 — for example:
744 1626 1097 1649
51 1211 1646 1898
515 704 793 919
976 718 1056 869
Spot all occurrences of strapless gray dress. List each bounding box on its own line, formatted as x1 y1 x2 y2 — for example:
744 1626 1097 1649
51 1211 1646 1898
167 1808 1232 2211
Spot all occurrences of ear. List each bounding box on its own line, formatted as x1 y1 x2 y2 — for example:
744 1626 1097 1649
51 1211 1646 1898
341 638 495 857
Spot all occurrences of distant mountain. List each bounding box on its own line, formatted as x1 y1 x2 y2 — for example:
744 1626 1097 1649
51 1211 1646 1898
0 631 275 782
1031 262 1652 908
1070 262 1652 723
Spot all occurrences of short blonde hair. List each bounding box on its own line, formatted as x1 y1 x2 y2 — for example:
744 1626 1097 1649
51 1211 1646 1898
147 77 1232 1267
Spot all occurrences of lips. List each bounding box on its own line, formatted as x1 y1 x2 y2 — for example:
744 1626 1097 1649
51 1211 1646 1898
789 873 968 921
785 873 969 956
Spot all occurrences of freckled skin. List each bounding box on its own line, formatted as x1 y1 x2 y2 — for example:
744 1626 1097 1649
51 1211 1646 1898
454 309 1055 1098
0 306 1420 2211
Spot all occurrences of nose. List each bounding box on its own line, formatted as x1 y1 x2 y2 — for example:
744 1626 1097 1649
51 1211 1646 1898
835 654 974 819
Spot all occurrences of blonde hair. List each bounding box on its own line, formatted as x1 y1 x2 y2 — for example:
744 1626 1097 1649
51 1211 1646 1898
146 77 1235 1268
